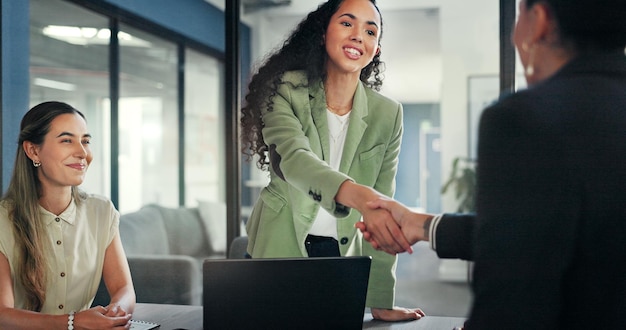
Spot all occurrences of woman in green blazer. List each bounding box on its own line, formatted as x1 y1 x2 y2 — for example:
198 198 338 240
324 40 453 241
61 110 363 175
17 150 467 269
241 0 422 321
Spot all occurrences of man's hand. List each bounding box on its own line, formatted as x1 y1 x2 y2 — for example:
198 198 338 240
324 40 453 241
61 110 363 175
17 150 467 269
357 197 434 254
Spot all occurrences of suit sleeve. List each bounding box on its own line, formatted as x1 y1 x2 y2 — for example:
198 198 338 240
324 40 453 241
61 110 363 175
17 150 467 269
433 213 476 260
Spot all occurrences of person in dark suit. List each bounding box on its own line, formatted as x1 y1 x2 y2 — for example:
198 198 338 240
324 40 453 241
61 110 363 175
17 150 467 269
357 0 626 328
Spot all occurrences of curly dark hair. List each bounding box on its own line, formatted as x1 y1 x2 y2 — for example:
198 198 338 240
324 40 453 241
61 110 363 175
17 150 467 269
241 0 385 169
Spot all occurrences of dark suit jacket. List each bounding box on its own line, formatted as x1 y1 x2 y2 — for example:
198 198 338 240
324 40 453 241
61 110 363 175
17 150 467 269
438 52 626 329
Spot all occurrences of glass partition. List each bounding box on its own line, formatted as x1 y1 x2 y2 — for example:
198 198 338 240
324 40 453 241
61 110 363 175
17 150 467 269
184 48 227 251
30 0 226 214
30 0 111 196
184 49 226 206
118 24 179 213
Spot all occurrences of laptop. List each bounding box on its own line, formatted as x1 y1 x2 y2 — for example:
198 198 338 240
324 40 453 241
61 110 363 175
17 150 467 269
202 256 372 330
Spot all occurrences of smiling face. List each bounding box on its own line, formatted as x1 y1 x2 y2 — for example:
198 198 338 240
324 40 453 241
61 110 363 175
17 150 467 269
324 0 381 77
24 113 93 192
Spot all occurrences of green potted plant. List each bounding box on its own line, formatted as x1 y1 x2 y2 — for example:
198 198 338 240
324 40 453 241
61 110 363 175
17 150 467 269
441 157 477 212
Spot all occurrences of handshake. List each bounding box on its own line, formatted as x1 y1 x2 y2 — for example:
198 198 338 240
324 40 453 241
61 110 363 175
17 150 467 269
355 196 435 255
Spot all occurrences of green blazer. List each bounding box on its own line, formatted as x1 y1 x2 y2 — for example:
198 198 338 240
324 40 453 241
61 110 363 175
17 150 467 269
246 70 403 308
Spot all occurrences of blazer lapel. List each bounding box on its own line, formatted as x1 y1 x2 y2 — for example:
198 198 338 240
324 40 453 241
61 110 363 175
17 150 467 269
339 82 368 174
309 80 331 162
308 79 369 172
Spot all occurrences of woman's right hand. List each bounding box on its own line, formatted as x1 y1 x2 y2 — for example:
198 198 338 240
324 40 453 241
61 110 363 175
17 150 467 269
335 180 413 255
74 306 132 329
359 204 413 255
366 198 434 245
103 304 129 317
358 197 435 254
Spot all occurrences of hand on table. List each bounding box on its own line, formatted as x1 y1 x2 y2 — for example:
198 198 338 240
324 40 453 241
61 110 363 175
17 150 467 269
371 306 425 322
104 304 129 317
76 306 132 329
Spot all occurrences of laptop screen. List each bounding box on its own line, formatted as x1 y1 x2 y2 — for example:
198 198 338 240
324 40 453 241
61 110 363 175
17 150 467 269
203 256 372 330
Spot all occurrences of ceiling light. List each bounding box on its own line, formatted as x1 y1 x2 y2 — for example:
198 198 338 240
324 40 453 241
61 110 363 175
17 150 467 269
33 78 76 91
42 25 151 47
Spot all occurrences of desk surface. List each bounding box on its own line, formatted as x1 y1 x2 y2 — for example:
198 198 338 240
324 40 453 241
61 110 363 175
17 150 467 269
133 303 466 330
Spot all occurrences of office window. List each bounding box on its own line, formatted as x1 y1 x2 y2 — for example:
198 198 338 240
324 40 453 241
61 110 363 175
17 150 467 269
184 49 226 205
184 49 227 250
29 0 111 196
118 24 179 213
29 0 227 213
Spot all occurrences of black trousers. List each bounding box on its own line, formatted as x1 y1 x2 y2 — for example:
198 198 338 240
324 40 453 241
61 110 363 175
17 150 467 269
305 234 340 257
245 234 340 258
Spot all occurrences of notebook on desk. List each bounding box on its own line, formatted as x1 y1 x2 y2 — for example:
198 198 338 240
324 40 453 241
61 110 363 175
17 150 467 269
202 256 372 330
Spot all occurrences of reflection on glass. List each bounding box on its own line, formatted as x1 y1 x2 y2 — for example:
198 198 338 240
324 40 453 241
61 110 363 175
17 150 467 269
184 49 225 205
119 24 178 213
29 0 111 197
185 49 227 251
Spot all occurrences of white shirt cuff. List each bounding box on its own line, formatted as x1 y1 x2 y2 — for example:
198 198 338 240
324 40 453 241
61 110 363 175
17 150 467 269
429 214 443 251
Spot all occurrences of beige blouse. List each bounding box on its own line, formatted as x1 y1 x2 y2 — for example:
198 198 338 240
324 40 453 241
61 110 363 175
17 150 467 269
0 194 119 314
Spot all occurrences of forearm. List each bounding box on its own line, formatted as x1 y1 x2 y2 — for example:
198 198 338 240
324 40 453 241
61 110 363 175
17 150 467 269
422 214 434 241
335 180 383 213
108 285 136 314
0 308 69 330
401 211 434 245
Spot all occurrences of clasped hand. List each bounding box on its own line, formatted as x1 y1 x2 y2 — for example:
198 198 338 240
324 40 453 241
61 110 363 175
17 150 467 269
73 305 132 329
358 199 413 255
357 197 429 255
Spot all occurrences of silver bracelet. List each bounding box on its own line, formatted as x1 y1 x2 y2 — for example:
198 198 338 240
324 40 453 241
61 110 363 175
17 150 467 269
68 310 75 330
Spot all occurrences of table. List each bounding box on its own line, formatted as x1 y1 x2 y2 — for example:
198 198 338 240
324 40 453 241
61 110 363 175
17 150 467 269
133 303 466 330
134 303 202 330
362 314 465 329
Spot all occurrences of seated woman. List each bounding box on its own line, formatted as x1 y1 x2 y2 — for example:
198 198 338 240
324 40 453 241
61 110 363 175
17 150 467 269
0 101 135 329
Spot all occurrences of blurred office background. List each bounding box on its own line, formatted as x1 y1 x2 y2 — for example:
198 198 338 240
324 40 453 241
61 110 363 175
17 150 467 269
0 0 527 316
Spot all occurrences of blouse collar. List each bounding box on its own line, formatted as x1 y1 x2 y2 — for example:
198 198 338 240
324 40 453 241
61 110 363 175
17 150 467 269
39 198 77 226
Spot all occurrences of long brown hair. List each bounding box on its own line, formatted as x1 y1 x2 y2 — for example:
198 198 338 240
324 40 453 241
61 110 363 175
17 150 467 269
2 101 87 311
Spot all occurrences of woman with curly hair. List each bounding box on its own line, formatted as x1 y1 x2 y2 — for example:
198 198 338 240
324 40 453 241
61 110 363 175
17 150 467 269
241 0 423 321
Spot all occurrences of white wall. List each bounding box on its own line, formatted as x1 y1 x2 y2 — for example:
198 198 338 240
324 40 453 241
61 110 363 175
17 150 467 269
438 0 499 210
